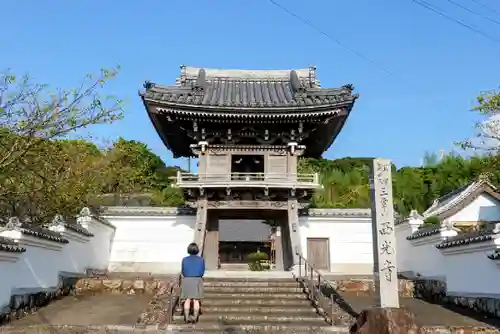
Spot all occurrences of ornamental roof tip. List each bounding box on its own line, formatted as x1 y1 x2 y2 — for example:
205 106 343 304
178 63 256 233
47 214 94 237
436 222 500 250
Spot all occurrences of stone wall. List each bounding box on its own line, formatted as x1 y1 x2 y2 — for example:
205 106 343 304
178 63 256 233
413 279 500 319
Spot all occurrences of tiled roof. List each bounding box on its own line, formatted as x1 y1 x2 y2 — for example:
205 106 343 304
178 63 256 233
49 215 94 237
0 236 26 253
142 66 358 111
423 180 500 219
407 225 441 240
4 218 69 244
436 229 496 249
63 222 93 237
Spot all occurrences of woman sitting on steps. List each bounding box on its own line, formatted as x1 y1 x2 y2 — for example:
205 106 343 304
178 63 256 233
180 242 205 324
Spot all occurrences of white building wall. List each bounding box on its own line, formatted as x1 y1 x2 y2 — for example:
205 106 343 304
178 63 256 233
440 240 500 297
78 217 115 271
0 251 22 313
47 228 92 274
395 223 415 274
0 231 64 291
448 193 500 222
298 215 373 275
105 215 196 274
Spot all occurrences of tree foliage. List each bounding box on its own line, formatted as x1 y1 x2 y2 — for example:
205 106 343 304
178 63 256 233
1 71 498 223
304 153 497 215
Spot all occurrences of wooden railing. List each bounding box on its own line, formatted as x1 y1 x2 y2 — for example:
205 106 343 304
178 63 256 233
296 253 337 326
165 273 182 325
174 172 319 184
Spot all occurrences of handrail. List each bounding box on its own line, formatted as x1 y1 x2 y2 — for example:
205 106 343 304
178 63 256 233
164 273 182 325
173 172 319 183
296 253 337 326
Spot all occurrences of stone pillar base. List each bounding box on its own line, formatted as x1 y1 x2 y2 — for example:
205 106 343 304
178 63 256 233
350 307 420 334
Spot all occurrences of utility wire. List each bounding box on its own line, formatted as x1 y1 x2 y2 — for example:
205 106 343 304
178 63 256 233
412 0 500 43
445 0 500 25
469 0 500 17
267 0 415 88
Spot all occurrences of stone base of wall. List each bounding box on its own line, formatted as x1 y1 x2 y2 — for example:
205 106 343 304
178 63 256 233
74 277 161 295
413 279 500 319
0 275 80 325
330 278 415 297
0 274 169 326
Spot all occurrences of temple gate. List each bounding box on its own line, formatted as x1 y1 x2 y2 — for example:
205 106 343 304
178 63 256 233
141 65 358 271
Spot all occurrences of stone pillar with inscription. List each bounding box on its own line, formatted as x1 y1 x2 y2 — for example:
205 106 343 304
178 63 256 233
351 158 419 334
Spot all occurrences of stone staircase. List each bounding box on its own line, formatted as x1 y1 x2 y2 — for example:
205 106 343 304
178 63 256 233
172 277 351 333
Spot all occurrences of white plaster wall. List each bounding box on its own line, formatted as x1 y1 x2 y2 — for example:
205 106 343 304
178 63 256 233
79 218 115 271
105 215 195 273
395 223 414 274
442 244 500 297
0 232 63 290
0 253 22 312
299 216 373 274
449 193 500 222
219 220 270 242
407 235 447 279
48 228 92 274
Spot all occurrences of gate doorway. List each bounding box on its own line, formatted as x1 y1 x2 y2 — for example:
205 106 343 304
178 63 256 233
202 210 292 271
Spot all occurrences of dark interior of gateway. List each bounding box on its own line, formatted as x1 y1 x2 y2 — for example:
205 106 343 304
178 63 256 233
218 241 271 264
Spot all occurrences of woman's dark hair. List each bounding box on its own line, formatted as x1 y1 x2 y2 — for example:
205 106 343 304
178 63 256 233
187 243 200 255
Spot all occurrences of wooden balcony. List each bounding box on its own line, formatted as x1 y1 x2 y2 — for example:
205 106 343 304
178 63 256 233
173 172 321 189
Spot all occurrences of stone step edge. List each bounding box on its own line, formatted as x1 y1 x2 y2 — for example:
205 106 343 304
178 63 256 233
175 307 318 312
172 315 327 322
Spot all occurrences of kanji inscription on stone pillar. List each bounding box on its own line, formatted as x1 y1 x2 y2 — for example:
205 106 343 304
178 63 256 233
370 158 399 308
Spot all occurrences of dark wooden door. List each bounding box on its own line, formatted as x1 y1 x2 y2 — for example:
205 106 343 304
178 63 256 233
306 238 330 270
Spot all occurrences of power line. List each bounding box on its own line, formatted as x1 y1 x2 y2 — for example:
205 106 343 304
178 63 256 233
267 0 416 88
469 0 500 17
445 0 500 26
412 0 500 43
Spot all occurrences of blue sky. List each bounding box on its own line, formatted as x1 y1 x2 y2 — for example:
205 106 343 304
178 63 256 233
2 0 499 169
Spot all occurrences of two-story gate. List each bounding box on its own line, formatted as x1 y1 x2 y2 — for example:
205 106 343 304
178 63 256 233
141 65 359 271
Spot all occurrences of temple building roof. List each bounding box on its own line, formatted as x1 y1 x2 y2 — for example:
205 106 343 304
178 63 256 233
141 65 357 113
423 179 500 220
140 65 359 158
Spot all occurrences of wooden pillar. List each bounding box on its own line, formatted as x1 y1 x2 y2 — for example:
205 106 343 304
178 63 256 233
274 226 284 270
204 213 219 270
287 197 302 270
193 194 208 252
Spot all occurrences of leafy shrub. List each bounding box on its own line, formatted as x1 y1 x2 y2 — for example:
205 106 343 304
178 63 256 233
420 215 440 228
247 251 269 271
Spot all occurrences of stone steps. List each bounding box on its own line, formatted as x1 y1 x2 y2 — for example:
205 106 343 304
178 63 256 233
203 286 304 293
200 298 313 307
174 277 339 332
173 314 328 324
204 281 299 288
169 323 349 333
204 292 306 299
177 305 318 315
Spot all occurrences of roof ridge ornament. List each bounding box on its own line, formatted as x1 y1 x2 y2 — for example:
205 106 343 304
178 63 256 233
193 68 207 92
6 217 22 230
51 214 66 227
